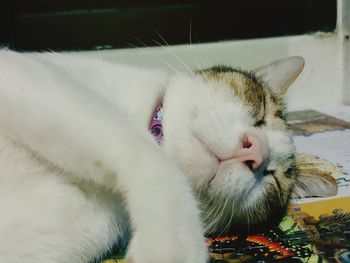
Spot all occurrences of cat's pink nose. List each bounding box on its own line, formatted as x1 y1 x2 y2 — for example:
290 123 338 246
231 132 268 172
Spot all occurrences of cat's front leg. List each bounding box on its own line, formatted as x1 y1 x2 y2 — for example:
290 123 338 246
118 148 208 263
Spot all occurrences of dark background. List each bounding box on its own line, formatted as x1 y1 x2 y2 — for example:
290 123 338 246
0 0 337 51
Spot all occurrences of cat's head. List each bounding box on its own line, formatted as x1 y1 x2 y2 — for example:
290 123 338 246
162 57 329 236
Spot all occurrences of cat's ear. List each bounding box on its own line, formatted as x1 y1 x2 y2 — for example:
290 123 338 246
292 173 338 198
291 154 338 198
252 56 305 95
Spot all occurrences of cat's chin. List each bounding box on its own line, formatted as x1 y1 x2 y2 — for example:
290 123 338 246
201 183 288 237
199 160 290 237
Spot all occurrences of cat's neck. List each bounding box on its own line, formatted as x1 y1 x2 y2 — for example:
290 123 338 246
161 75 198 148
117 72 195 144
102 66 170 132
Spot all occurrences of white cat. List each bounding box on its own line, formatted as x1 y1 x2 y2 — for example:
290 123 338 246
0 50 325 263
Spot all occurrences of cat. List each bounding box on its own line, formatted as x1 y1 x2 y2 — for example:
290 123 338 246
0 50 329 263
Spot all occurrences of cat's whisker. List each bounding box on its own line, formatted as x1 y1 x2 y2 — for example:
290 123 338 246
218 200 235 237
194 61 206 76
123 36 151 50
154 40 207 97
214 197 229 236
187 21 207 75
200 192 216 212
203 199 222 223
202 201 219 222
124 38 187 77
159 60 182 76
246 212 251 234
124 42 142 49
135 37 149 48
202 188 217 207
151 33 197 80
152 40 196 79
189 20 192 46
204 198 227 232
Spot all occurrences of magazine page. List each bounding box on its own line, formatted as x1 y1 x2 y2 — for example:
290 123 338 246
290 106 350 216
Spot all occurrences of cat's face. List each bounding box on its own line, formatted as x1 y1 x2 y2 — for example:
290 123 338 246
163 57 305 236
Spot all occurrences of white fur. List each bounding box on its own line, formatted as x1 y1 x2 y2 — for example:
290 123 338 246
0 50 299 262
0 50 207 263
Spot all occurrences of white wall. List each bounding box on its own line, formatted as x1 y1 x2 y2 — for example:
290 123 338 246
80 0 348 112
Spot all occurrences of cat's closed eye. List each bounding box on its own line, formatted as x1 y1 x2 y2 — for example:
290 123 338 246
275 110 284 119
254 119 265 127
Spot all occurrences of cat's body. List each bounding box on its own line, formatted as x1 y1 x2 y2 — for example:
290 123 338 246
0 50 316 263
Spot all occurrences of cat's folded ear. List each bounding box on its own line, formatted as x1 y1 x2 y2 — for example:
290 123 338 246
291 154 338 198
252 56 305 96
292 172 338 198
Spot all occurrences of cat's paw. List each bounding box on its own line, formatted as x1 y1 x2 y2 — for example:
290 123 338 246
125 225 208 263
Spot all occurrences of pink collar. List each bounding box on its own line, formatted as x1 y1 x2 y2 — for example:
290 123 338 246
149 99 163 144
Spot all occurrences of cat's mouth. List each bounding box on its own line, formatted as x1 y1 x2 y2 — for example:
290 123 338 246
207 156 271 187
205 153 258 187
206 158 277 203
208 172 217 184
195 132 269 185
